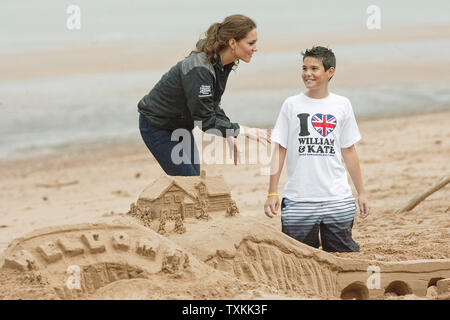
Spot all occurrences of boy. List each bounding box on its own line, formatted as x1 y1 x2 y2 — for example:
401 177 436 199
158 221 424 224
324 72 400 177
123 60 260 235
264 46 370 252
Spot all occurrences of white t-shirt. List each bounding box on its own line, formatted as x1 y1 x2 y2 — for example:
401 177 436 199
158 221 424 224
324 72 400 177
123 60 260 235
271 92 361 202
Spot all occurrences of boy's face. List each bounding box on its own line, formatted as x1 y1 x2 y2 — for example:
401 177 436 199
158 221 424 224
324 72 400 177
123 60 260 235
302 57 335 90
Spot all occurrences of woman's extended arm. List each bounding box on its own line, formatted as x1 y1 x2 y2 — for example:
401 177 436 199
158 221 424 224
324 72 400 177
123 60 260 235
239 125 271 145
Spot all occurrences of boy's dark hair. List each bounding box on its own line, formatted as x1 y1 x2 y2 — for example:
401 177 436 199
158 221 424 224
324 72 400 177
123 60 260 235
301 46 336 71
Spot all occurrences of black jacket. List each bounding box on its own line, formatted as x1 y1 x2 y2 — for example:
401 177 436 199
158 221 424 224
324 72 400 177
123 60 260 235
138 52 240 137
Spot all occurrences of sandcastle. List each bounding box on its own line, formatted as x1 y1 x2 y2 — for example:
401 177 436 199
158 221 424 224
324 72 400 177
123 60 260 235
0 219 219 299
1 174 449 299
128 170 239 234
0 216 449 300
205 233 450 300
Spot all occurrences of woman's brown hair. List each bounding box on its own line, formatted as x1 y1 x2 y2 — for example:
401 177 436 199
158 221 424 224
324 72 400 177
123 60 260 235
190 14 256 66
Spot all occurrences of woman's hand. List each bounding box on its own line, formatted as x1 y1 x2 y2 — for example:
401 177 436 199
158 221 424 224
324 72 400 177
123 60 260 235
240 125 271 145
226 136 241 165
226 126 270 165
264 195 280 218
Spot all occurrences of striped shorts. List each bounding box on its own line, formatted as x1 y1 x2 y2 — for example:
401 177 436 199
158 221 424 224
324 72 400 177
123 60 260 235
281 196 360 252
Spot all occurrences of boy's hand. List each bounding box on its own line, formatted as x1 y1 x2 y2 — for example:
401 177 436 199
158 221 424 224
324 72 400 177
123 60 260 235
358 194 370 219
264 196 280 218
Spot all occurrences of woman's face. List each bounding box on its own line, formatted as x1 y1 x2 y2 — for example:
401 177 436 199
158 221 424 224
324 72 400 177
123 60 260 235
233 28 258 63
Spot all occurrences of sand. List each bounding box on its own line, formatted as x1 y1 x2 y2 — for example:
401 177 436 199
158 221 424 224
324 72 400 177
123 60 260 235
0 23 449 299
0 110 449 300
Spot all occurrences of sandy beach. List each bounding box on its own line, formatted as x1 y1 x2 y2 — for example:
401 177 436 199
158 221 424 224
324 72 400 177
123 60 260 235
2 25 450 87
0 109 449 300
1 6 449 299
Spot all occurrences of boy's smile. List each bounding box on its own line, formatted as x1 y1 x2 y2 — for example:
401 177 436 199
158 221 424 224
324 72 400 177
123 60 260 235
302 57 335 92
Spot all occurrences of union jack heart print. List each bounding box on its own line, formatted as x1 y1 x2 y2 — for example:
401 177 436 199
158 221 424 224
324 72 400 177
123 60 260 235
311 113 337 137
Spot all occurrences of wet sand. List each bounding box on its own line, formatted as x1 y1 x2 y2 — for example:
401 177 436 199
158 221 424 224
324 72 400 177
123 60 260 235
1 110 448 261
0 23 449 299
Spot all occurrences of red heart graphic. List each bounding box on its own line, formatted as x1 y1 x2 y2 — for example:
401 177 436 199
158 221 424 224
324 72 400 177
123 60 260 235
311 113 337 137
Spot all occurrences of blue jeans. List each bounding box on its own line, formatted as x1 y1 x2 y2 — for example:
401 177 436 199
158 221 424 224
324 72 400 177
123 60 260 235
139 114 200 176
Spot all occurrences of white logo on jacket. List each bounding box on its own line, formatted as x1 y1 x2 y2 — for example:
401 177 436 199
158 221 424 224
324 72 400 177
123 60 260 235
199 85 212 98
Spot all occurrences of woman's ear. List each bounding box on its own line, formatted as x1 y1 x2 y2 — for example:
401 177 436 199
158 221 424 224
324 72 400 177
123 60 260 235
228 38 237 51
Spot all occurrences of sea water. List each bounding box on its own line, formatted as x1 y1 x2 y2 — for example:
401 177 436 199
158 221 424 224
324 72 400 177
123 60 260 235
1 0 449 159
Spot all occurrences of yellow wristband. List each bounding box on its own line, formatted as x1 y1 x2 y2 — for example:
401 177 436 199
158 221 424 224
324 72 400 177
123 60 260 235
267 193 279 198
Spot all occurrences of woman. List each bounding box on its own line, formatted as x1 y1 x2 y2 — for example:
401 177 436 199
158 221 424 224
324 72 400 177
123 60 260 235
138 14 270 176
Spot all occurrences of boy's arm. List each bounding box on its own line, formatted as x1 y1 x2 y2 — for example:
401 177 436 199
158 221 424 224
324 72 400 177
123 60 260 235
341 145 370 218
264 143 286 218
